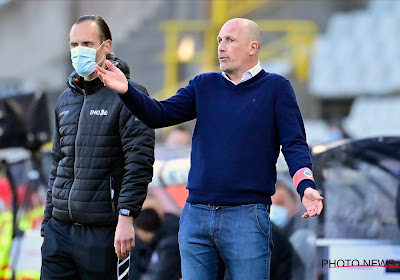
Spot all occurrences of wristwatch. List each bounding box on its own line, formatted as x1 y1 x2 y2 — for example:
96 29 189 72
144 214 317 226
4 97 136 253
119 209 132 217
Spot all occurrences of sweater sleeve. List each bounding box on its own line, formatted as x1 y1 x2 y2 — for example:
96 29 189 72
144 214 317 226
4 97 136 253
274 79 317 198
119 79 197 129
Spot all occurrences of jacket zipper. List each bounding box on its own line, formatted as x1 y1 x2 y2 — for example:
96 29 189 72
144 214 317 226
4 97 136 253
68 90 86 221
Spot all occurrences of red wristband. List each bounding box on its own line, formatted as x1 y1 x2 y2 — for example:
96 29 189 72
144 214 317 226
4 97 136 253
293 167 314 189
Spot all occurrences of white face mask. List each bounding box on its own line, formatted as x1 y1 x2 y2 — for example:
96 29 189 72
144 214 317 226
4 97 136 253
70 41 107 77
270 204 289 228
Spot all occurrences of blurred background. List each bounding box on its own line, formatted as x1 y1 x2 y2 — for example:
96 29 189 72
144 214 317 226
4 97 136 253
1 0 400 279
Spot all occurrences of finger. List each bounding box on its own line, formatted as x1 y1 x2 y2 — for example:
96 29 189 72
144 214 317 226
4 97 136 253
97 72 104 83
115 240 122 259
94 65 108 74
114 239 120 253
308 205 317 214
314 192 324 200
105 60 116 71
119 243 128 260
117 249 122 260
121 243 130 260
302 211 309 218
121 241 127 251
309 194 323 201
98 73 106 85
311 205 323 217
121 252 129 260
306 209 314 217
116 249 121 260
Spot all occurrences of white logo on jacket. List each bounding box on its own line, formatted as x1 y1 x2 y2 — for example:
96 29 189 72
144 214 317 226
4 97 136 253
59 110 69 117
89 109 108 116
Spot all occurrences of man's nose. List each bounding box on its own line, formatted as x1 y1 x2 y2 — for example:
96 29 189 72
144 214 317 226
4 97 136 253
218 42 225 52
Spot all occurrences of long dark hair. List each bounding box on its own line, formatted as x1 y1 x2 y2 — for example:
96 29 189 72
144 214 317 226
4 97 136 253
74 15 115 60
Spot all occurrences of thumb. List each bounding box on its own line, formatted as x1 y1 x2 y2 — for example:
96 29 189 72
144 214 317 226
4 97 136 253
314 193 324 200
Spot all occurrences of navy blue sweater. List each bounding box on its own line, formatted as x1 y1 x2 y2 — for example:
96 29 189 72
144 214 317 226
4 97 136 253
120 70 316 205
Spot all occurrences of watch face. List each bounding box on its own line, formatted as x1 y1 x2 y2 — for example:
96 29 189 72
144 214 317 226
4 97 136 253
120 209 130 216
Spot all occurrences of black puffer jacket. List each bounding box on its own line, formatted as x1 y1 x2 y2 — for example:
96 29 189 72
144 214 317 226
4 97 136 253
41 59 155 236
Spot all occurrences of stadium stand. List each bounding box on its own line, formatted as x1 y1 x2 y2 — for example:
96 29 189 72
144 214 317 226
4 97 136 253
343 97 400 138
309 0 400 139
310 0 400 96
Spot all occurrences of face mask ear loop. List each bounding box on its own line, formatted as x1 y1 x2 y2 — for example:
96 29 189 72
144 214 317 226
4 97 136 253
96 40 109 67
97 54 106 67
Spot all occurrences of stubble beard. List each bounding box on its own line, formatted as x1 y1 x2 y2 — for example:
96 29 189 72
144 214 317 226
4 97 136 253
220 62 237 76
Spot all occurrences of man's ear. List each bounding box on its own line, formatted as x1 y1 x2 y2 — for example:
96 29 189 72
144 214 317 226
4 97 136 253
104 40 112 55
249 41 258 56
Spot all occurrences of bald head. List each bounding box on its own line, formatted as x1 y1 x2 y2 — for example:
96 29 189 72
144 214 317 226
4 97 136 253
223 18 261 52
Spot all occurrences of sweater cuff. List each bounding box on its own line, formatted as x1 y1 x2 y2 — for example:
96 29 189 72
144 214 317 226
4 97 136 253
119 82 135 99
296 179 317 200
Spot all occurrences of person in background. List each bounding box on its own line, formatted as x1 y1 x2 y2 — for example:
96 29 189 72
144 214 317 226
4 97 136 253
130 193 181 280
96 17 323 280
164 125 192 148
132 208 181 280
325 118 349 143
40 15 155 280
270 223 305 280
271 180 300 236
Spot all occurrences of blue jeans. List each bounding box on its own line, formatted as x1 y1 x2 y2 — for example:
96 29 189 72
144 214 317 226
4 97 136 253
178 203 273 280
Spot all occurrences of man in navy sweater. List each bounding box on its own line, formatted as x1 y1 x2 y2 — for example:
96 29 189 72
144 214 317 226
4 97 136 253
95 18 323 280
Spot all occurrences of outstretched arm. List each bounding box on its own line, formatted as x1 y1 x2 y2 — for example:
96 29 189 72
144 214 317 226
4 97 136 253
95 61 196 128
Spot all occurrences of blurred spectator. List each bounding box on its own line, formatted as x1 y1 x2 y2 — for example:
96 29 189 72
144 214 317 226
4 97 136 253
130 194 181 280
270 223 305 280
326 118 349 143
271 180 300 236
0 98 27 149
164 125 191 148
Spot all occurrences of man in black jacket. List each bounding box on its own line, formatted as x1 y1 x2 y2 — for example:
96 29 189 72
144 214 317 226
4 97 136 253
40 15 155 280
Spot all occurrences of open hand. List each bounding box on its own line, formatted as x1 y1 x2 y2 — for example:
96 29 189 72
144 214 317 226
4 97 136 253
301 187 324 218
94 60 129 94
